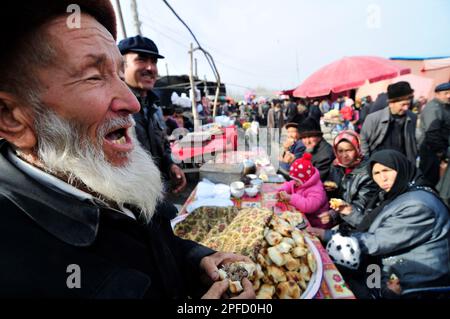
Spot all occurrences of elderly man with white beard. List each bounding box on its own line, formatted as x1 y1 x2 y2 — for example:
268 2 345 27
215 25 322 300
0 1 254 299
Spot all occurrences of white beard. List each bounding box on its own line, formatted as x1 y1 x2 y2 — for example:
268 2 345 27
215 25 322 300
34 109 163 222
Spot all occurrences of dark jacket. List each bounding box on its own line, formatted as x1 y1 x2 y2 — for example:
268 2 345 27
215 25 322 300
285 102 298 123
360 107 417 164
132 89 174 177
309 138 335 182
353 190 450 294
368 93 388 114
328 160 379 229
419 98 450 156
0 141 214 298
308 104 322 124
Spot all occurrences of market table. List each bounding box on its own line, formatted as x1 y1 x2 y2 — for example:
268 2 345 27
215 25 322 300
176 182 356 299
171 126 238 163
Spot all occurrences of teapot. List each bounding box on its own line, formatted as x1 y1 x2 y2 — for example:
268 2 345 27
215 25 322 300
242 158 256 176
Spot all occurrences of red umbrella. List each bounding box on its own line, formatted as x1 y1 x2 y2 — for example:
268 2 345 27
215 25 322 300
293 56 411 98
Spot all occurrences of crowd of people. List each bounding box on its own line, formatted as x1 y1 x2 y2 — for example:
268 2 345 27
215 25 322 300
0 0 449 300
271 81 450 298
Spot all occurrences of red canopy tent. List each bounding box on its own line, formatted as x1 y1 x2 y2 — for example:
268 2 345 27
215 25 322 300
293 56 411 98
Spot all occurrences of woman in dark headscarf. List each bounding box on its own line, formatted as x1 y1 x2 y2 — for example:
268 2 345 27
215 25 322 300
310 149 450 298
320 130 379 231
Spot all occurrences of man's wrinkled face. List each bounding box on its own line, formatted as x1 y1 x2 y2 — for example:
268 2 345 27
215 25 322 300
26 15 163 220
36 14 141 167
301 136 321 149
389 99 410 116
124 52 158 91
436 90 450 104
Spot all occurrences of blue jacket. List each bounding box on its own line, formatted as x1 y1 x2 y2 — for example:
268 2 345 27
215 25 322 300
353 190 450 295
280 140 305 171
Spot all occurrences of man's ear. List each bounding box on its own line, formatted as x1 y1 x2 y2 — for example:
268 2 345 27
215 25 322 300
0 92 37 150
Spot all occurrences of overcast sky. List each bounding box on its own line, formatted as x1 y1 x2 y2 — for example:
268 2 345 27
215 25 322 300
112 0 450 96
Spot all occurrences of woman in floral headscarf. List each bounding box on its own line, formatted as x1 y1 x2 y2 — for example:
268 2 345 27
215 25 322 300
310 150 450 298
320 130 378 232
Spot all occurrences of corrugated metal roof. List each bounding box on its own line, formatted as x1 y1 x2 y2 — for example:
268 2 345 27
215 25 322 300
390 56 450 60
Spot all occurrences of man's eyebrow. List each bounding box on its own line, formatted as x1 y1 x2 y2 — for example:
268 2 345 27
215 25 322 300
70 54 107 78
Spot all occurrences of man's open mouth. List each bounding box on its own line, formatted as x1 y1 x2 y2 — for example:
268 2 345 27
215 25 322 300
105 127 128 144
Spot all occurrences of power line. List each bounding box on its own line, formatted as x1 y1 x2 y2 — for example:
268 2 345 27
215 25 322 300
161 0 219 80
140 20 188 49
140 4 286 79
141 19 280 80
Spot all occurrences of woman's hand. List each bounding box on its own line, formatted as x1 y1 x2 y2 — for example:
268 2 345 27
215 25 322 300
318 211 332 224
336 204 352 216
307 226 325 241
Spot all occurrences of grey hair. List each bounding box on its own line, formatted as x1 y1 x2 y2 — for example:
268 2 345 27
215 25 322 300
0 23 58 113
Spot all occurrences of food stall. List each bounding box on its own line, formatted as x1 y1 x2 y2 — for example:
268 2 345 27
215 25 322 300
170 124 238 165
171 151 355 299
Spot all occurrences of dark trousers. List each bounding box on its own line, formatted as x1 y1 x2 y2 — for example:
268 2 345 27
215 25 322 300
419 144 441 186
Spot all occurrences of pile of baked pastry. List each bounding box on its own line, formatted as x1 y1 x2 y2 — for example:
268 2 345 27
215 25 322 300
219 211 317 299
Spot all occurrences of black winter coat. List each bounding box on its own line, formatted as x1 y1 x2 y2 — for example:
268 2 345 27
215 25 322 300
0 141 214 298
310 138 335 182
132 89 174 178
327 160 379 230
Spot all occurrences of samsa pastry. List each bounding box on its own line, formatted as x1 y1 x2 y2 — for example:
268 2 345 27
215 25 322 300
264 230 283 246
307 252 317 273
256 284 276 299
329 198 347 210
291 230 305 246
324 181 338 189
218 261 257 294
292 246 308 258
276 281 301 299
285 271 302 283
266 265 287 283
267 246 286 267
284 254 302 272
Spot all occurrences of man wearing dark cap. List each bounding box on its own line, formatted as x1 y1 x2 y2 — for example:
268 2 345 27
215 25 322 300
297 117 335 181
279 122 305 174
0 1 253 299
418 82 450 187
360 81 418 164
118 35 186 194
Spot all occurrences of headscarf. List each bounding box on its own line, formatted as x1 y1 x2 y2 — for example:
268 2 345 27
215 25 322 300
332 130 363 173
356 149 435 232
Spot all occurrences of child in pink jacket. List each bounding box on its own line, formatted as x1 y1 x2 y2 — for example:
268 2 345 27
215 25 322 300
277 152 332 229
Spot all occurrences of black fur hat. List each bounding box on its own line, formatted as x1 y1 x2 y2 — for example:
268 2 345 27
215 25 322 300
297 117 323 139
387 81 414 102
0 1 117 68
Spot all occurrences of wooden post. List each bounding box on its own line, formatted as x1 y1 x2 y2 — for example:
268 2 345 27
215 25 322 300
194 58 198 78
165 62 170 85
212 80 220 119
189 43 199 130
130 0 142 36
115 0 127 38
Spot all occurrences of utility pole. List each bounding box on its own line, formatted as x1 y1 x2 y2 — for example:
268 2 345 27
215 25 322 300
130 0 142 36
189 43 199 130
194 58 198 78
115 0 127 38
165 62 170 85
203 75 208 96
